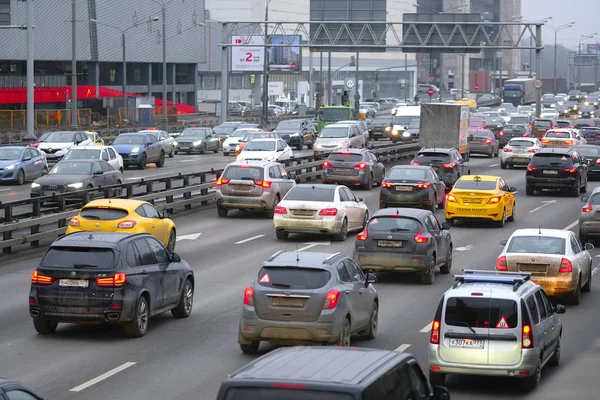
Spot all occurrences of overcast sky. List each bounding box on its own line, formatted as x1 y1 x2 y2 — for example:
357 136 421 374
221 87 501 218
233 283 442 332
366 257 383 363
522 1 600 49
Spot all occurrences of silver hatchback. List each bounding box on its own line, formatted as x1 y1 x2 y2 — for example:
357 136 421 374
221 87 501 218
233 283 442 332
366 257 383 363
579 187 600 242
216 160 296 217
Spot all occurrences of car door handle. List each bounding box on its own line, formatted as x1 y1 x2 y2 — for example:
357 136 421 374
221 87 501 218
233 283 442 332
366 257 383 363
358 289 364 294
152 224 155 228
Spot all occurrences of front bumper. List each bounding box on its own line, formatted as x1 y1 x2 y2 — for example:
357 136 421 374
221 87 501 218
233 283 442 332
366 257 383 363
44 154 66 164
0 168 19 182
354 250 430 273
368 128 391 139
216 193 273 211
222 143 239 154
176 142 204 152
274 215 342 235
120 153 143 165
446 202 504 222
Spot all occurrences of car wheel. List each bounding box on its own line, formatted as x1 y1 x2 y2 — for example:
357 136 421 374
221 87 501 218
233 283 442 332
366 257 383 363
440 245 452 274
166 229 176 254
571 181 580 197
583 266 592 293
156 151 165 167
487 152 493 158
494 148 499 157
119 167 124 174
123 295 149 338
420 256 436 285
296 141 303 151
223 152 229 156
522 360 542 392
362 174 373 190
171 279 194 318
275 229 289 240
334 317 351 347
446 218 455 226
526 185 534 196
497 209 506 228
33 317 58 334
359 302 378 340
332 218 348 241
429 371 446 386
568 276 581 305
377 169 385 186
240 341 260 354
307 141 314 150
174 151 178 155
581 177 588 193
507 203 516 222
200 144 207 154
169 146 175 158
217 207 228 217
139 153 147 169
500 161 507 169
267 195 280 218
428 195 436 212
17 169 25 185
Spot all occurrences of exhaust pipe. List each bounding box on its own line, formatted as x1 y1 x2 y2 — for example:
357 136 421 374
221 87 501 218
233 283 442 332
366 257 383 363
30 310 40 318
107 313 120 321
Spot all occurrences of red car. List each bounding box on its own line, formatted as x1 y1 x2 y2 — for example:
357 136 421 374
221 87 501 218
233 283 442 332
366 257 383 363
468 119 488 130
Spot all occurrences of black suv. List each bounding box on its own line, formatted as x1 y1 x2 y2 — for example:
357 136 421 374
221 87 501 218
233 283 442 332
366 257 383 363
526 148 588 196
411 148 466 187
367 116 394 140
217 346 450 400
29 232 194 337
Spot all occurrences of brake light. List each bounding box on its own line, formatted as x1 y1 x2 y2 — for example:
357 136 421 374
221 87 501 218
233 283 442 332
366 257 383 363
274 205 288 215
528 148 538 153
527 166 538 172
564 139 573 144
319 207 338 216
357 227 368 240
354 163 368 170
416 182 430 189
496 255 508 271
381 181 394 188
323 290 341 309
483 124 488 129
522 132 529 137
559 258 572 273
591 124 595 127
487 196 501 204
253 180 272 188
68 217 80 226
542 139 550 143
484 139 492 144
596 158 600 164
323 161 332 168
499 131 504 136
447 194 457 203
272 383 308 389
117 220 136 229
442 162 456 168
414 228 428 243
410 161 421 166
503 147 512 152
582 204 592 212
243 286 254 306
216 178 230 186
96 273 127 288
522 324 534 349
564 168 577 173
430 320 440 344
240 164 249 168
31 270 55 285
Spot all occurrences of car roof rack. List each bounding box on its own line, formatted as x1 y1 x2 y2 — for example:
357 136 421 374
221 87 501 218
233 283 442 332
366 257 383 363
453 269 531 292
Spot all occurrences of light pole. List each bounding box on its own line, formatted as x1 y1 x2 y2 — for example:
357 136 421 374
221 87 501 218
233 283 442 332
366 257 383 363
578 33 597 90
511 16 552 78
70 0 78 129
546 23 574 93
151 0 175 132
261 0 273 127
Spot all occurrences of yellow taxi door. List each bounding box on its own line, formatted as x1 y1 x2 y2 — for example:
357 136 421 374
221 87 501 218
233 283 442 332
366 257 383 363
499 179 515 217
140 203 169 245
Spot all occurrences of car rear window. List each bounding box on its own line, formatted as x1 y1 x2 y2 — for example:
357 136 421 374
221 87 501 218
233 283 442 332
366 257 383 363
368 216 422 232
574 146 600 158
257 267 330 289
328 153 363 162
41 247 115 268
508 139 535 147
506 236 565 255
222 166 264 180
80 207 129 220
581 128 600 138
387 167 428 180
471 130 491 137
530 153 573 167
545 131 570 138
453 179 496 190
223 388 353 400
588 193 600 205
505 125 527 133
469 120 485 126
416 152 450 160
555 121 570 128
445 297 518 329
533 120 552 128
284 186 335 202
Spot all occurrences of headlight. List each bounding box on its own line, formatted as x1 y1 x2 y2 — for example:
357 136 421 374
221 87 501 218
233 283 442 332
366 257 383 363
392 129 399 135
131 147 140 154
550 104 555 107
402 131 411 137
5 163 17 170
385 127 391 131
31 182 40 188
235 145 241 151
173 141 178 146
193 140 203 146
67 182 83 189
266 154 276 161
290 133 300 137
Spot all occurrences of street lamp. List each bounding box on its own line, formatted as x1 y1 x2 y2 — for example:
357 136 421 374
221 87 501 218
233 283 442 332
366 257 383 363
546 23 574 93
151 0 176 132
512 16 552 78
578 33 597 90
261 0 274 127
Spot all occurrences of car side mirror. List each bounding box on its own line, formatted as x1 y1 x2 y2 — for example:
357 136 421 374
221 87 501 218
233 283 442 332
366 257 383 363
509 186 517 192
358 197 364 202
93 170 103 175
432 385 451 400
161 211 170 219
500 239 508 246
170 252 181 262
441 222 451 230
288 172 297 180
365 273 377 285
555 304 566 314
585 242 594 251
581 195 590 202
95 138 102 143
42 168 48 175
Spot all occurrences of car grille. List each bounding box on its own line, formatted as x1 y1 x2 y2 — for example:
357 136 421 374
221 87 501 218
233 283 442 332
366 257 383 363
42 148 60 154
41 184 66 193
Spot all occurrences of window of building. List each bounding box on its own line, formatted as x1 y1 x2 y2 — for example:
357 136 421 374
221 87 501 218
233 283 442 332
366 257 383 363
202 74 216 90
109 68 116 82
230 74 242 89
133 65 142 82
176 64 189 84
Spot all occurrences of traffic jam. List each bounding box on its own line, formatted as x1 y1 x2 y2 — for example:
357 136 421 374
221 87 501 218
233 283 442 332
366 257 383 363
3 85 600 399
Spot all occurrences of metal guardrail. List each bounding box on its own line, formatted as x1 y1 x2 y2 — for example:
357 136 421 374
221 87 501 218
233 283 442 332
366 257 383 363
0 141 419 255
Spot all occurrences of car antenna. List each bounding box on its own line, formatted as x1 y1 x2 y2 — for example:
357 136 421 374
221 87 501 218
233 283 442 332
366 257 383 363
296 245 300 263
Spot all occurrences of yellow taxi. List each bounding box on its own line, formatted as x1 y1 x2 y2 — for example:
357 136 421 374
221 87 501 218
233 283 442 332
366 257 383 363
445 175 517 227
85 131 105 146
66 199 177 252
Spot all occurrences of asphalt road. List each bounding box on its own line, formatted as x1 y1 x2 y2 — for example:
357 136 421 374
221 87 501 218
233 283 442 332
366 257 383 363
1 154 599 400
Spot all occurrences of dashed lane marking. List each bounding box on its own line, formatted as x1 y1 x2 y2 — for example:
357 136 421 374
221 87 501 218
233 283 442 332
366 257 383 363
489 163 499 167
563 220 578 231
297 242 331 252
420 322 432 333
395 344 411 352
235 234 265 244
70 362 137 392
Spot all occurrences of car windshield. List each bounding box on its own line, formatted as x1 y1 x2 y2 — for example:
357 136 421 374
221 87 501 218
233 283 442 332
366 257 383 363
64 149 101 160
507 236 566 254
222 166 263 180
509 139 535 147
180 129 208 138
41 247 115 268
371 117 393 125
38 132 52 142
484 112 499 117
222 388 353 400
408 120 420 129
368 216 422 232
257 267 330 289
284 186 335 202
543 95 554 100
328 153 363 162
569 90 580 95
453 179 496 190
387 167 428 180
533 120 552 128
0 148 22 160
113 135 145 145
46 132 76 143
242 134 271 142
445 297 518 329
244 141 276 151
393 116 416 125
574 146 600 157
319 127 349 138
230 129 254 138
318 108 349 122
504 90 521 97
49 162 92 175
545 131 570 138
276 121 301 130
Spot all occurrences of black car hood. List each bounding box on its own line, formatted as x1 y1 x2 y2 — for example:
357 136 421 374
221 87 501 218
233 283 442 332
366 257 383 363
369 122 392 127
273 129 300 135
177 137 204 143
34 174 93 185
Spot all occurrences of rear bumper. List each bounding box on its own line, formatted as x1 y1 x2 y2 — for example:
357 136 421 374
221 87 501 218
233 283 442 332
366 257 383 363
216 193 273 210
274 216 342 235
526 176 578 189
469 144 495 154
502 155 533 165
530 275 579 296
354 250 429 273
580 220 600 236
446 202 504 222
322 170 367 185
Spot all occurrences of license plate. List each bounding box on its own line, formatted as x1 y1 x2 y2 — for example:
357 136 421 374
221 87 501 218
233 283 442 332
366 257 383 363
449 338 485 349
59 279 89 288
232 184 252 190
294 209 313 216
462 198 482 203
378 240 402 247
272 297 304 307
395 186 413 192
335 168 352 173
543 170 559 174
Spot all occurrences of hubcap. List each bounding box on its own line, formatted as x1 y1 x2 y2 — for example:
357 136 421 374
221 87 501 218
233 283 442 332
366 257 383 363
138 300 148 332
184 284 193 313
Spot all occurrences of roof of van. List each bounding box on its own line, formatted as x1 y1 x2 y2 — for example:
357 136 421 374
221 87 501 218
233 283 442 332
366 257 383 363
224 347 413 386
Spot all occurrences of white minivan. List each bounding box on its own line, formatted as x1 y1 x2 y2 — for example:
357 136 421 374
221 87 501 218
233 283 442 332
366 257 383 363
392 106 421 142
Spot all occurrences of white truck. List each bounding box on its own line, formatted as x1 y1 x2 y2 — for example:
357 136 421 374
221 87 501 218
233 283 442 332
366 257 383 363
419 103 470 162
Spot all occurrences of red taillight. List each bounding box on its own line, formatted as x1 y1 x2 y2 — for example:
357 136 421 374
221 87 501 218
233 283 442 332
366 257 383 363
117 220 137 229
216 178 230 186
447 194 457 203
357 227 368 241
410 161 421 166
416 182 430 189
253 180 272 188
595 158 600 164
96 273 127 288
582 204 592 212
522 132 529 137
528 148 538 153
564 168 577 173
559 258 572 273
381 181 394 188
496 255 508 271
354 163 368 170
430 320 440 344
31 270 55 285
272 383 308 390
243 286 254 306
483 124 488 129
323 161 332 168
274 205 288 215
323 290 341 309
414 228 428 243
484 139 492 144
487 196 501 204
68 217 80 226
542 139 550 143
522 325 534 349
442 162 456 168
527 166 538 172
319 208 338 216
591 124 595 127
564 139 573 144
503 147 512 152
499 131 504 136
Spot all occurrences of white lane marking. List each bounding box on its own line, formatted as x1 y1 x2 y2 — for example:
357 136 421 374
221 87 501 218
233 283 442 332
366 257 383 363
176 233 202 241
125 176 143 180
70 362 137 392
235 234 265 244
529 200 557 214
489 163 499 167
395 344 411 352
563 220 578 231
297 241 331 252
593 266 599 276
0 188 11 192
455 245 473 251
179 159 200 163
420 322 432 333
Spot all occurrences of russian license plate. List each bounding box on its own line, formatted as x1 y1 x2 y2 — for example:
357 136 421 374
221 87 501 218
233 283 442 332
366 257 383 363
395 186 413 192
449 338 485 349
462 198 482 203
335 168 352 173
543 170 559 174
272 297 304 307
59 279 89 288
378 240 402 247
232 184 251 190
294 209 313 216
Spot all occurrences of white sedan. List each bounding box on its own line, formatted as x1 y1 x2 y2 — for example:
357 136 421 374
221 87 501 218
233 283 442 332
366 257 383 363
273 183 369 241
541 129 586 148
496 228 593 304
222 128 261 156
63 145 124 173
236 138 293 162
500 137 542 169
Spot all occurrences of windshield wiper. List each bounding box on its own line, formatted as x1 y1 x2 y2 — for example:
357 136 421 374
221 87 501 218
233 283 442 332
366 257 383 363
390 228 411 232
270 282 291 288
446 321 477 334
239 177 254 180
72 264 99 268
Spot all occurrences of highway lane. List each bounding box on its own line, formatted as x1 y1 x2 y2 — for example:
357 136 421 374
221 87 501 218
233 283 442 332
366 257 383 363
1 156 600 400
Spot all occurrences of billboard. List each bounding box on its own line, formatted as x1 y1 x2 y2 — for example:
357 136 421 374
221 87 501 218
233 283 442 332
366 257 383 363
587 44 600 60
231 36 264 72
268 35 301 73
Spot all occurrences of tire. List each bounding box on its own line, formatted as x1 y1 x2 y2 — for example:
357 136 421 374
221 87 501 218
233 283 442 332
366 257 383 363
217 207 228 217
428 196 436 212
171 279 194 318
497 209 506 228
429 371 446 386
377 170 385 186
438 193 446 209
240 341 260 354
522 360 542 392
174 151 178 155
362 174 373 190
33 318 58 334
156 151 165 168
296 141 303 151
166 229 176 254
582 266 592 293
501 161 507 169
420 256 436 285
307 141 314 150
570 181 580 197
223 152 230 157
17 169 25 185
359 302 378 340
138 153 147 169
123 296 149 338
507 203 516 222
267 195 280 218
169 146 175 158
334 318 351 346
275 229 289 240
447 218 455 226
526 185 534 196
487 152 493 158
440 245 452 274
361 211 369 230
549 338 561 366
581 177 588 193
332 218 348 241
568 277 581 305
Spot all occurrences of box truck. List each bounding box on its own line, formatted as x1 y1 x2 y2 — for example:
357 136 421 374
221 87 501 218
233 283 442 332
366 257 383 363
503 78 536 106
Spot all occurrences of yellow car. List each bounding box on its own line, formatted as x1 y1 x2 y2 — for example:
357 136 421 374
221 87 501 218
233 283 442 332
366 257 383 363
66 199 177 252
445 175 517 226
85 131 105 146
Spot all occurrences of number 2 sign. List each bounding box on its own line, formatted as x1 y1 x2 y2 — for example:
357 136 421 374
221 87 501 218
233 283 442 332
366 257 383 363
232 36 264 72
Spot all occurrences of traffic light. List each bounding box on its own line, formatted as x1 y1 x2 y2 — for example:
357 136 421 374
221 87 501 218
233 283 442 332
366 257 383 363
349 56 356 67
341 91 349 106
